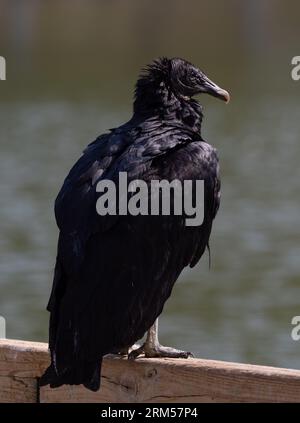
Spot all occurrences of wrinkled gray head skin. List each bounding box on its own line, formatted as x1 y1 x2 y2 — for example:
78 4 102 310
134 57 229 128
169 57 230 102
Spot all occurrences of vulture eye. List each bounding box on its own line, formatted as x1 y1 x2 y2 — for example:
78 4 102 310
190 70 199 81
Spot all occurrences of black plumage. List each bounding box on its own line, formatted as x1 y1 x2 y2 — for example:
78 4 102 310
40 57 229 391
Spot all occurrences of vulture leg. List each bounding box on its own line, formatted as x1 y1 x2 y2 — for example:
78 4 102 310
128 318 193 359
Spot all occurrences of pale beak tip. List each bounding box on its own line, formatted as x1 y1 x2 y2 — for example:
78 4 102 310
221 89 230 104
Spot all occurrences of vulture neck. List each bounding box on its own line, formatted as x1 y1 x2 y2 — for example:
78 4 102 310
133 79 203 135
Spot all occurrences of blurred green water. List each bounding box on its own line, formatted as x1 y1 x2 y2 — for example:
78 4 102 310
0 0 300 369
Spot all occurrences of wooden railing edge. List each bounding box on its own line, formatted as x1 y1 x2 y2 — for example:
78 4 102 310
1 338 300 403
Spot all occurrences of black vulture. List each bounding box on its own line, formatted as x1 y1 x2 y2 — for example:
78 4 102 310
40 57 229 391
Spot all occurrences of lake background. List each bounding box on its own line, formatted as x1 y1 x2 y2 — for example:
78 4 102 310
1 0 300 369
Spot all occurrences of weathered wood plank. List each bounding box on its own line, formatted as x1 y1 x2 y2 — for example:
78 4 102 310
0 376 37 403
0 339 49 378
1 339 300 403
41 355 300 403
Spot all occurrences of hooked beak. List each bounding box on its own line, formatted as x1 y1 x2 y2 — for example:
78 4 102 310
200 75 230 103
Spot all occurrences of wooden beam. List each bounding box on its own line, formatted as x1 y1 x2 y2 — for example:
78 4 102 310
0 376 37 403
1 338 300 403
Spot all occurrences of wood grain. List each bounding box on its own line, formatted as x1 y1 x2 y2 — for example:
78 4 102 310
0 376 37 403
1 339 300 403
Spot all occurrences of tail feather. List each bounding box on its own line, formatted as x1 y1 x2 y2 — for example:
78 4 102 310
39 358 102 392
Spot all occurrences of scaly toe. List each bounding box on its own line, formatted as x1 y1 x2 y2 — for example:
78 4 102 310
144 344 194 359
